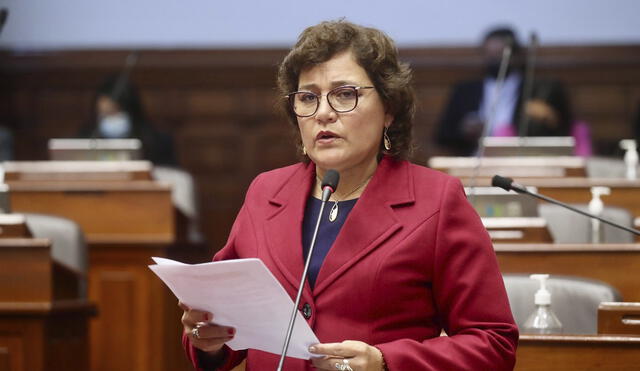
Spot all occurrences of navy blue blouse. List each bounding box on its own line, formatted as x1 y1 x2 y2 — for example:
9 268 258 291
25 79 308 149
302 197 358 289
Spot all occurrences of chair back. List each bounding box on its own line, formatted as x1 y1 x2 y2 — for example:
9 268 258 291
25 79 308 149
539 203 634 243
503 274 622 334
25 213 88 297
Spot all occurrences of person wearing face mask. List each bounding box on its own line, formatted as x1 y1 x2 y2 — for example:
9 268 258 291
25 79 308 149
78 75 177 166
435 27 575 156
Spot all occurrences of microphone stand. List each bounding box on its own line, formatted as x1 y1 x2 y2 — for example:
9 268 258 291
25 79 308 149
518 32 538 141
469 45 513 205
492 175 640 236
276 180 336 370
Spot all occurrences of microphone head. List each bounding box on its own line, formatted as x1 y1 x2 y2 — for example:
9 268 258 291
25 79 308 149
492 175 514 191
321 170 340 193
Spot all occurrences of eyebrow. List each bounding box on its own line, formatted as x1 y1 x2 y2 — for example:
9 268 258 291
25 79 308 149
297 80 361 91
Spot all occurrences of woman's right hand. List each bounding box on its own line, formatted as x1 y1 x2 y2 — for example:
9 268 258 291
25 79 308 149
180 302 236 355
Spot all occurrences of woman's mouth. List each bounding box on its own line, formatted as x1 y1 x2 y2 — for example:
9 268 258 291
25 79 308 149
316 131 339 143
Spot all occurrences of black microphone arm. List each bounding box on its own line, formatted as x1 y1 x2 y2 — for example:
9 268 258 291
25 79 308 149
276 170 340 371
492 175 640 236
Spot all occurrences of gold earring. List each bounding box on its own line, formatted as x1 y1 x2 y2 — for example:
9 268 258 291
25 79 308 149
383 127 391 151
302 145 307 155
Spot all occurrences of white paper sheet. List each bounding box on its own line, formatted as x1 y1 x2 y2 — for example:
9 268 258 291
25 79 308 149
149 257 319 359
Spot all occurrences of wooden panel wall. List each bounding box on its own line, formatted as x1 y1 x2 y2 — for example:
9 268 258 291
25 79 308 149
1 46 640 254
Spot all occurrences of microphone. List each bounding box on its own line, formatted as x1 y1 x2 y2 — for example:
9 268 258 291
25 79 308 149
320 169 339 201
491 175 640 236
276 169 340 371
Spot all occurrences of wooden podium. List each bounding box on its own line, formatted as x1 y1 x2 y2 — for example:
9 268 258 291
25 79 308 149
3 161 189 371
0 237 96 371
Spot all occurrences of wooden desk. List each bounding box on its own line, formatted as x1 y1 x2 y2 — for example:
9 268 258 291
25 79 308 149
463 177 640 219
0 215 30 239
516 334 640 371
0 300 96 371
5 168 187 371
429 156 587 178
495 244 640 301
0 238 96 371
483 217 553 243
0 238 79 302
7 181 173 244
598 302 640 336
2 161 153 182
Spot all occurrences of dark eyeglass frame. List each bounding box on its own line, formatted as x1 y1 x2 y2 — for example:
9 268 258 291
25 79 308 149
285 85 375 117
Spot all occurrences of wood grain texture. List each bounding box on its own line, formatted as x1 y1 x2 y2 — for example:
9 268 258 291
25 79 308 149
598 302 640 335
7 181 174 244
2 45 638 252
517 334 640 371
0 301 95 371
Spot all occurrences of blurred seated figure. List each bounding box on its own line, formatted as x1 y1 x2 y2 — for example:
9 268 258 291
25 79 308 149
436 27 590 156
0 125 13 161
78 75 177 166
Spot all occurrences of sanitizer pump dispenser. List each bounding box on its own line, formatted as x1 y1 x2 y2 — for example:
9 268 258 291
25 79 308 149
620 139 638 180
589 186 611 243
522 274 563 334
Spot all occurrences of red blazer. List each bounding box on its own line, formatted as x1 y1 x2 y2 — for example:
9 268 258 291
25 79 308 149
184 157 518 370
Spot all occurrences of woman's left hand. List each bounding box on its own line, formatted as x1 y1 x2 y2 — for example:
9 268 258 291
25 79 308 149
309 340 384 371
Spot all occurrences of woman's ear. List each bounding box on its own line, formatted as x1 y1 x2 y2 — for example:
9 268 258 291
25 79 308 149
384 113 394 129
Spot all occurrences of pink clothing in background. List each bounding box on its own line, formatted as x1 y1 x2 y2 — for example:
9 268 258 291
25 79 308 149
492 121 593 157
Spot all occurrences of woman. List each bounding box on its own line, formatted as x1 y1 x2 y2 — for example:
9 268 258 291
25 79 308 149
78 75 177 166
181 20 518 370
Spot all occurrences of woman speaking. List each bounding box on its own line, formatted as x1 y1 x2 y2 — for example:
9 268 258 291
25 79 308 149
180 20 518 370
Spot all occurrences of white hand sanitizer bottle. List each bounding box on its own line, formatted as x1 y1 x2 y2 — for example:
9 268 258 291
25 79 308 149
588 186 611 244
620 139 638 180
522 274 563 334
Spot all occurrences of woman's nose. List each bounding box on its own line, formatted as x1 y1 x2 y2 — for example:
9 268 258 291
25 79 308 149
314 96 337 123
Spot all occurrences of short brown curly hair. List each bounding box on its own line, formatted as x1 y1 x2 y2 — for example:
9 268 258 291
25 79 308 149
277 19 416 160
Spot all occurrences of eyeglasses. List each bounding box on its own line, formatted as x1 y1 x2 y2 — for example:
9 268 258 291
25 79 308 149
285 85 375 117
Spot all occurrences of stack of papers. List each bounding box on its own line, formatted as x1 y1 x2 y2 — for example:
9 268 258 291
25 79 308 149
149 257 319 359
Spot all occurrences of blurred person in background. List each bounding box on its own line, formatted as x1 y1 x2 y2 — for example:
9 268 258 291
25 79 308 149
78 75 177 166
435 27 586 156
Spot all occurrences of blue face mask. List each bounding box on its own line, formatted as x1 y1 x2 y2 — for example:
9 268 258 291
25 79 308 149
98 112 132 138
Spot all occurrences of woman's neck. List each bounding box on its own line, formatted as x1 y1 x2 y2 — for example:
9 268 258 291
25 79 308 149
314 159 378 200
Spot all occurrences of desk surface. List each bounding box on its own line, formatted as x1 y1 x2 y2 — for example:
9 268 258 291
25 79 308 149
7 180 175 244
517 334 640 371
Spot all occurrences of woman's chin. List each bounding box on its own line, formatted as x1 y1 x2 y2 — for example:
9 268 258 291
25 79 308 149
308 152 348 171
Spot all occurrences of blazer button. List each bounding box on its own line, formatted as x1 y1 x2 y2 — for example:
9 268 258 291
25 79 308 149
302 303 312 319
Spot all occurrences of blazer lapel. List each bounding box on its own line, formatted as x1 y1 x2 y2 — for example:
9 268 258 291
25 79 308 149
264 163 315 292
313 157 415 296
